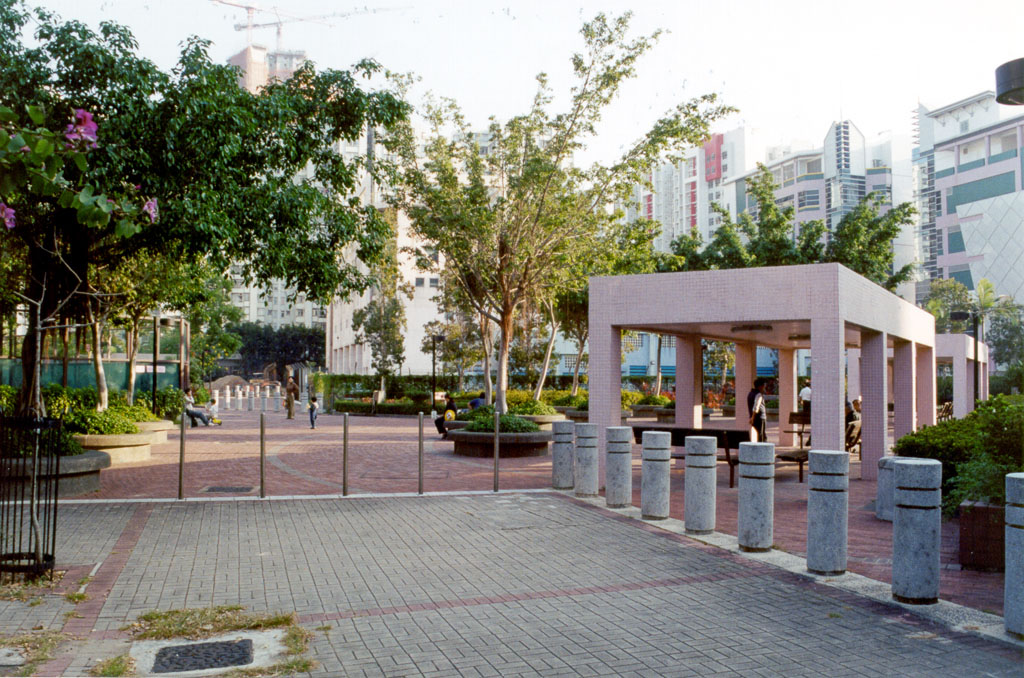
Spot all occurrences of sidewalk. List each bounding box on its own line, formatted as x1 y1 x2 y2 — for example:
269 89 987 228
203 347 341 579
3 493 1021 676
87 410 1004 616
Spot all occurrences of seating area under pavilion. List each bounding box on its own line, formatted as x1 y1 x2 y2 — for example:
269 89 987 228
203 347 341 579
588 263 938 482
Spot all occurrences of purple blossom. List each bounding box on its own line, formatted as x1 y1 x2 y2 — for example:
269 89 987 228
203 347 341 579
142 198 158 224
0 203 15 230
64 109 98 149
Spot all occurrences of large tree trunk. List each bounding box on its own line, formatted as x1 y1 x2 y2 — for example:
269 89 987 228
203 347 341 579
479 313 493 406
495 313 514 414
126 319 139 404
654 334 663 395
89 313 109 412
61 323 70 388
570 332 587 396
533 301 558 401
17 307 46 418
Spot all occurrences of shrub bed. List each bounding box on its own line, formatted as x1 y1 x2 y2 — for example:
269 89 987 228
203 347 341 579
508 400 557 416
464 415 540 433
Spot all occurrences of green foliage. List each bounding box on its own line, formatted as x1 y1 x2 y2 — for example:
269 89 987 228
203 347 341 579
508 400 557 416
108 404 159 423
353 210 410 379
504 390 534 407
41 385 97 419
549 392 588 408
464 414 541 433
133 387 185 420
65 409 138 435
637 394 672 407
0 384 15 413
947 452 1017 511
893 417 982 500
620 391 644 408
192 386 210 405
405 390 430 405
460 405 496 422
924 278 971 333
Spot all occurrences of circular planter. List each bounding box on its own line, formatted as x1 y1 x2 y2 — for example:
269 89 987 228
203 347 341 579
516 413 566 431
565 409 629 424
73 432 156 464
444 419 470 433
630 404 664 419
655 407 677 423
133 420 176 444
1 449 111 497
447 430 552 457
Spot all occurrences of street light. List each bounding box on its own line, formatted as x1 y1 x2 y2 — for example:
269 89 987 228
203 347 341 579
950 310 980 406
430 334 446 407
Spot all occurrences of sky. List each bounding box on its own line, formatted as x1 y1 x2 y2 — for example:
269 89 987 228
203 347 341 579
22 0 1024 166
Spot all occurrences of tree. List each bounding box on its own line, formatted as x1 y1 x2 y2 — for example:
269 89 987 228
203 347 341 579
988 301 1024 367
394 13 732 411
924 278 971 333
0 1 408 415
420 274 484 394
181 268 243 390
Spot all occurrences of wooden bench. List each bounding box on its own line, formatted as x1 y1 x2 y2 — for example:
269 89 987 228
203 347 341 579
630 425 750 488
776 419 863 483
783 411 811 448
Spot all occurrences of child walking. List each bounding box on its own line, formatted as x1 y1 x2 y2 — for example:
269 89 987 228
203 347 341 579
308 395 319 429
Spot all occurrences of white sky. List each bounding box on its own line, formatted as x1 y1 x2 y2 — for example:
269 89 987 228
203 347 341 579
25 0 1024 165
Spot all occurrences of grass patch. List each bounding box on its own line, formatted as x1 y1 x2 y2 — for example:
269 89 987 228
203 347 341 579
0 571 65 602
315 624 332 633
63 610 82 621
226 657 314 677
122 605 295 641
0 630 66 677
77 576 94 587
282 626 313 655
27 597 43 607
64 591 89 604
89 654 135 677
827 612 842 619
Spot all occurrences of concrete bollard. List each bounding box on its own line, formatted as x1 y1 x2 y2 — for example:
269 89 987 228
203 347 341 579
892 458 942 604
235 386 243 411
248 388 255 412
684 436 717 534
641 431 671 520
574 424 598 497
807 450 849 575
738 442 775 552
551 421 575 490
876 456 897 521
605 427 633 508
1006 473 1024 637
222 388 230 409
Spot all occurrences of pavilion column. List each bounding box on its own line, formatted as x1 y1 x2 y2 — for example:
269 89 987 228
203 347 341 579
675 335 702 428
916 343 936 428
778 348 797 447
811 318 845 455
733 342 756 431
847 348 861 401
952 339 970 419
981 356 989 400
861 329 888 480
893 339 916 439
588 321 621 489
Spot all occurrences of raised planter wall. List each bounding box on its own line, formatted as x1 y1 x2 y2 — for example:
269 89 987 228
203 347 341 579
447 430 552 458
133 420 176 444
517 414 567 431
2 449 111 497
958 501 1005 571
73 432 155 464
566 409 629 425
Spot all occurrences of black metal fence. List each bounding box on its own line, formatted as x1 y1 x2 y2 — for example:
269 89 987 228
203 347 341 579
0 416 61 583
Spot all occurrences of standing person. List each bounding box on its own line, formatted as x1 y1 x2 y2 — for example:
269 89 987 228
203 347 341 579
285 377 300 420
308 395 319 429
434 394 458 437
747 378 767 443
799 379 812 413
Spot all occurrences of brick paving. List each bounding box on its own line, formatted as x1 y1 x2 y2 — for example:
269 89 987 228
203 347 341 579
1 494 1019 676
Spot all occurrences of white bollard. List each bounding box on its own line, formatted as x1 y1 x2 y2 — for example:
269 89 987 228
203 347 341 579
551 421 574 490
235 386 243 411
1004 473 1024 637
738 442 775 552
807 450 849 575
641 431 671 520
248 387 255 412
573 423 598 498
274 386 281 412
605 427 633 509
876 455 897 521
892 458 941 604
684 436 718 535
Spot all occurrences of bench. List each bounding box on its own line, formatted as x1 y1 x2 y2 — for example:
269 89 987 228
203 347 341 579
783 411 811 448
776 419 863 483
630 425 750 488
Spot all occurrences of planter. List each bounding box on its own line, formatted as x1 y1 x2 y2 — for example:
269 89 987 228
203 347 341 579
1 450 111 497
958 501 1004 571
631 405 664 419
553 406 572 414
133 420 176 444
73 432 156 464
517 414 567 431
722 405 735 417
448 430 552 458
655 407 676 423
444 420 469 433
565 409 628 425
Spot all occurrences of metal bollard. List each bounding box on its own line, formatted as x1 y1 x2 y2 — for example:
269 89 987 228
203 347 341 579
876 456 897 521
1007 473 1024 637
261 386 267 412
573 424 598 497
605 427 633 508
738 442 775 552
641 431 671 519
178 411 186 500
807 450 849 575
342 413 349 497
892 458 941 604
493 411 500 492
684 436 717 534
551 421 574 490
259 412 266 498
418 412 424 495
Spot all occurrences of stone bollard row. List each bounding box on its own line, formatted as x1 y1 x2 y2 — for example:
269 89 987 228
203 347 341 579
223 387 231 408
641 431 671 520
807 450 849 575
261 386 268 412
573 424 598 498
551 421 574 490
684 436 717 535
1006 473 1024 638
605 427 632 509
876 456 896 521
892 458 941 604
738 442 774 552
235 386 244 411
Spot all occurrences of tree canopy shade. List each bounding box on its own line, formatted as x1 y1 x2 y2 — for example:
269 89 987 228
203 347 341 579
391 12 733 412
0 0 409 414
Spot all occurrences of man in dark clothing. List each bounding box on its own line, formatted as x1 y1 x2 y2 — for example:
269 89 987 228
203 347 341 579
434 395 458 437
747 378 767 443
469 392 485 410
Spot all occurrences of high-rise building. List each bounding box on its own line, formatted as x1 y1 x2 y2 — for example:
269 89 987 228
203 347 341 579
912 92 1024 304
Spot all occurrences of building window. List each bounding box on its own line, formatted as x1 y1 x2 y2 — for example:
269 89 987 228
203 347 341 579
297 309 304 317
415 277 425 287
429 278 439 288
798 190 820 209
960 121 969 134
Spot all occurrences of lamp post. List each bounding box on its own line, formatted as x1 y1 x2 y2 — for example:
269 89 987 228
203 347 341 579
152 313 160 413
950 310 980 406
430 334 445 407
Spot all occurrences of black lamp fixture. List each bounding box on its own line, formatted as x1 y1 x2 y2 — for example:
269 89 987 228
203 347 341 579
430 333 446 407
996 58 1024 105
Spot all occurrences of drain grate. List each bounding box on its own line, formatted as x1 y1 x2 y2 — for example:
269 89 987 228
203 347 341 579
152 639 253 673
205 486 254 493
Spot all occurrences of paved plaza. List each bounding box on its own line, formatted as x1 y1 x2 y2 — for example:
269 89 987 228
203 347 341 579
0 409 1019 676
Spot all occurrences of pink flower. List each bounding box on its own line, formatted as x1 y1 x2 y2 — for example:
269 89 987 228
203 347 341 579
142 198 158 223
0 203 15 230
64 109 98 149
